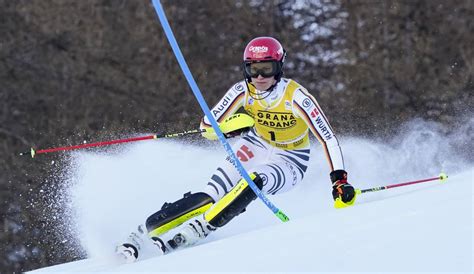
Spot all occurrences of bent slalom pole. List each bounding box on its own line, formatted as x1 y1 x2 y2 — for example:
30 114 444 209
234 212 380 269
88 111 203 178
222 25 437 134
19 129 204 158
356 173 449 195
151 0 289 222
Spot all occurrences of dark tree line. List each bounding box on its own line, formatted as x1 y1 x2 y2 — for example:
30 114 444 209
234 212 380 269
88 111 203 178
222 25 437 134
0 0 472 272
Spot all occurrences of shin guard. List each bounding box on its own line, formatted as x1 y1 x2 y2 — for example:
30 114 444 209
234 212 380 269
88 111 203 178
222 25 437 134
146 192 214 237
204 173 263 228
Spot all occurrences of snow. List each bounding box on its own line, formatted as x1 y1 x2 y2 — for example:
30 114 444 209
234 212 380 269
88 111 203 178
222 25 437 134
29 126 473 273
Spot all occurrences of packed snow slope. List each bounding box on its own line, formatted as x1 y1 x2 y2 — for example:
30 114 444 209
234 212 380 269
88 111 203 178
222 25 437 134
32 123 472 272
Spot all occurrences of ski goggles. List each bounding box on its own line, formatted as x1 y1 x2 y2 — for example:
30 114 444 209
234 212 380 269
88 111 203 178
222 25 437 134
244 61 280 78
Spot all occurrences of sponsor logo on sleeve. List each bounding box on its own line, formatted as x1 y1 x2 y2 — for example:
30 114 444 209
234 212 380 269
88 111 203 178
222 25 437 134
315 116 332 140
302 98 312 109
233 83 244 92
212 95 233 116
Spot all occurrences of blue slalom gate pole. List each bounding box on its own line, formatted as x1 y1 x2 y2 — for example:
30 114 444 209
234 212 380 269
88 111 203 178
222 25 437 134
151 0 289 222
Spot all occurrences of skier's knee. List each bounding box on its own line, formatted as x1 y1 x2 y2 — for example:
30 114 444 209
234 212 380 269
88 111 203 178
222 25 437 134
146 192 214 237
204 172 263 228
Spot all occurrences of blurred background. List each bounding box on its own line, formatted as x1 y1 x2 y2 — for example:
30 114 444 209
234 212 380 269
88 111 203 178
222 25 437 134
0 0 472 272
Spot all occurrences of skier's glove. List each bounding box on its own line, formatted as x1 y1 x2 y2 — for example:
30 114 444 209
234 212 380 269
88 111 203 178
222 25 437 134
330 169 356 208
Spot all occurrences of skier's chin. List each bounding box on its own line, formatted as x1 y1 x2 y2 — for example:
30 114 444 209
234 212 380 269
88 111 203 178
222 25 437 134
253 81 274 91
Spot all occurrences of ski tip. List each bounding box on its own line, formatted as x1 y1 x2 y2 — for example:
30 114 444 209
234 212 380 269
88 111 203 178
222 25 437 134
439 172 448 182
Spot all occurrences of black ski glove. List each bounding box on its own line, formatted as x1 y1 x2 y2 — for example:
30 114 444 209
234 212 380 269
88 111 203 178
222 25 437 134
330 170 356 207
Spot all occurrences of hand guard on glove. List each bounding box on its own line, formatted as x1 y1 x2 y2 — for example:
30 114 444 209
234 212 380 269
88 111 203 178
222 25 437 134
201 113 254 140
330 169 356 208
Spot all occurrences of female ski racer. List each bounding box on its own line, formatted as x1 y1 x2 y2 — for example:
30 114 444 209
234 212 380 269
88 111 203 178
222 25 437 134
117 37 356 262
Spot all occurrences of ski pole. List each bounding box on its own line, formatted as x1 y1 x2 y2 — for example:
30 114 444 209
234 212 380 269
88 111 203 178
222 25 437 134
336 173 448 209
19 129 205 158
356 173 448 195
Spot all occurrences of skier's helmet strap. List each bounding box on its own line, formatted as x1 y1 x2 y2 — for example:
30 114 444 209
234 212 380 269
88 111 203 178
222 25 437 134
242 37 286 81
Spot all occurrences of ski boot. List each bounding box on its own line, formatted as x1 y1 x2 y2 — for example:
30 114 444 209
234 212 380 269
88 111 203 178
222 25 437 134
148 216 216 255
115 224 147 263
169 216 216 250
165 172 263 250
